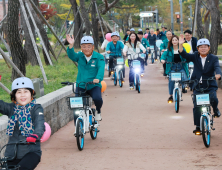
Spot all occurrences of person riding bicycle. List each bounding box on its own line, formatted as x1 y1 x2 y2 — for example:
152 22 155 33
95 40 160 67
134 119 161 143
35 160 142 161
66 35 105 121
184 29 198 54
106 32 125 78
147 28 157 61
160 35 189 103
160 30 173 76
101 32 111 51
178 35 222 134
123 32 146 89
137 31 150 66
0 77 45 170
125 28 135 42
123 29 130 42
159 26 167 41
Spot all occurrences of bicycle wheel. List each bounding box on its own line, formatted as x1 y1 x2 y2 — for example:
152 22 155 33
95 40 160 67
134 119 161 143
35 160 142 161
136 74 140 93
90 121 98 140
119 71 123 87
202 116 211 148
114 72 117 86
76 119 84 151
151 53 154 64
175 89 180 113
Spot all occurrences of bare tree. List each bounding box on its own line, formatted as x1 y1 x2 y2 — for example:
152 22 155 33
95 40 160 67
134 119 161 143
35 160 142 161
80 0 91 35
196 0 205 39
7 0 26 80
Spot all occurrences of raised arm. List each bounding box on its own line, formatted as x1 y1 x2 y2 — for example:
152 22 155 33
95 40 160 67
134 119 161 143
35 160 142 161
66 34 80 62
178 34 195 62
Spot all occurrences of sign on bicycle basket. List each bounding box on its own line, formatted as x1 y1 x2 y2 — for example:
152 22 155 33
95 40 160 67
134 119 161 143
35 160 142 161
189 62 194 68
171 72 182 81
150 45 154 49
117 58 124 65
132 60 141 68
140 53 146 58
196 94 210 105
105 54 110 59
70 97 83 108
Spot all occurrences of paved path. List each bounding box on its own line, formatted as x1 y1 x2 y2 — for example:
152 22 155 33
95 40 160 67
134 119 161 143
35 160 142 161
36 61 222 170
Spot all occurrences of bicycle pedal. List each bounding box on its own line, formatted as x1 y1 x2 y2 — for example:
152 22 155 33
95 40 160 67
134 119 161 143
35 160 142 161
212 128 215 130
181 99 183 101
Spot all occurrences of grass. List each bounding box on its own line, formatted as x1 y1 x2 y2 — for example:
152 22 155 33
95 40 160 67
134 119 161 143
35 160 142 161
0 47 79 116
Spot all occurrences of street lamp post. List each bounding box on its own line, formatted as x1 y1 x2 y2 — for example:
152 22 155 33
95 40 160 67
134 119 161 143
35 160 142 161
169 0 174 32
188 5 192 30
179 0 183 33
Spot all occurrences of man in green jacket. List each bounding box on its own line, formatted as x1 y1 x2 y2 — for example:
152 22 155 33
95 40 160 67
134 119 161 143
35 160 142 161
160 30 172 76
66 35 105 121
137 31 150 66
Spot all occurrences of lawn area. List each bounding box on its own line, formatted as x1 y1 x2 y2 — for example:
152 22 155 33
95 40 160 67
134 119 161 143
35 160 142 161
0 47 78 116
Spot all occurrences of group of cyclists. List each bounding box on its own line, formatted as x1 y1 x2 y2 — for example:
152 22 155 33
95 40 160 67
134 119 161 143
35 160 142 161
0 25 221 169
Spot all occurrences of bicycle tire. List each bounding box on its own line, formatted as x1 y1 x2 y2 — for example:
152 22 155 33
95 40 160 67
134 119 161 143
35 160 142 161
90 121 98 140
175 89 180 113
76 119 84 151
136 74 140 93
114 72 117 86
119 71 123 87
202 116 211 148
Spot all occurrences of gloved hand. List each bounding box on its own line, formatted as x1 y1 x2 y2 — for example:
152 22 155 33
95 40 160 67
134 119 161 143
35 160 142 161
26 134 38 143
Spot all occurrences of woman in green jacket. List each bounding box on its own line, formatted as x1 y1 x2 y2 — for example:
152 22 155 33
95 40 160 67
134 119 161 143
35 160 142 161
160 35 189 103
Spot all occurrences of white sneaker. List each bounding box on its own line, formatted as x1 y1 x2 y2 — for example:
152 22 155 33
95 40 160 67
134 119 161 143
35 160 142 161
95 112 102 121
129 86 133 90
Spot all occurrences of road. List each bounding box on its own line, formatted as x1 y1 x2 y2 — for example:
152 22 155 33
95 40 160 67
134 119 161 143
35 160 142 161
36 61 222 170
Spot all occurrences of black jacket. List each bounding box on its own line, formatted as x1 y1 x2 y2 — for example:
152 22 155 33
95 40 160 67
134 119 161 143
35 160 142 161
184 37 198 52
0 101 45 159
179 50 222 90
123 34 129 41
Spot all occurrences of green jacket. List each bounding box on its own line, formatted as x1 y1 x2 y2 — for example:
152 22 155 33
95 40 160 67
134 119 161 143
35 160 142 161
140 38 150 52
160 46 189 77
106 41 124 57
160 39 169 51
67 47 105 90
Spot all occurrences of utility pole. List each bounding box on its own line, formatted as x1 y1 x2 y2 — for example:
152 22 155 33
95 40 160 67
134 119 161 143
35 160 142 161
169 0 174 32
156 8 158 29
179 0 183 33
151 6 153 28
189 5 192 30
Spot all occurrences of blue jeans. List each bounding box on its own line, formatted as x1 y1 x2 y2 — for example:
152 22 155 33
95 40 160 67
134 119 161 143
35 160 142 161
168 64 188 95
192 87 218 126
75 86 103 113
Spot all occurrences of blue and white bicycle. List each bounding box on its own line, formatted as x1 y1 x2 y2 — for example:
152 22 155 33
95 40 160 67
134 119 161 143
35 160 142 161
61 81 99 151
111 57 125 87
127 53 144 93
184 77 217 148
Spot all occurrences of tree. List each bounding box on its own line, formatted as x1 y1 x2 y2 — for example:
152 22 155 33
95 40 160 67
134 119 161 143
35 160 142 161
7 0 26 80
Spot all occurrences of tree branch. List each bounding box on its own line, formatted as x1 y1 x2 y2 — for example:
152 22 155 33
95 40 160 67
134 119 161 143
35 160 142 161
113 6 137 9
101 0 120 15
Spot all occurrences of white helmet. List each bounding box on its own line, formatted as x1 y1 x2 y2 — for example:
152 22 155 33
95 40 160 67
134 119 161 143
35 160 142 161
81 36 94 45
12 77 34 91
130 28 135 32
197 38 210 47
138 29 142 32
111 32 119 37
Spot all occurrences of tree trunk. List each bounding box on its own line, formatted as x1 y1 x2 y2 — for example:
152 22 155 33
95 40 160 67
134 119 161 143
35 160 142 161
91 1 99 51
7 0 26 80
208 0 220 54
80 0 91 35
204 11 210 40
21 7 38 65
196 0 205 39
69 0 82 48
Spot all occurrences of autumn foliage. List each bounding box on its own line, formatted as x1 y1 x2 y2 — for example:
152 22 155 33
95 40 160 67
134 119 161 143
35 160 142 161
40 4 57 20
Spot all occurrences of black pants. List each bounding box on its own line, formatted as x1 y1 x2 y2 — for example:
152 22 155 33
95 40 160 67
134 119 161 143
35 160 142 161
163 63 167 76
109 56 125 78
193 88 218 127
7 152 40 170
75 86 103 113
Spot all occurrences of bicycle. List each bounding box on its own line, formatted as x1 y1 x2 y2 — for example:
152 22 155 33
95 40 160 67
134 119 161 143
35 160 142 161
184 77 218 148
167 61 187 113
127 52 144 93
61 81 99 151
111 57 125 87
0 141 37 170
